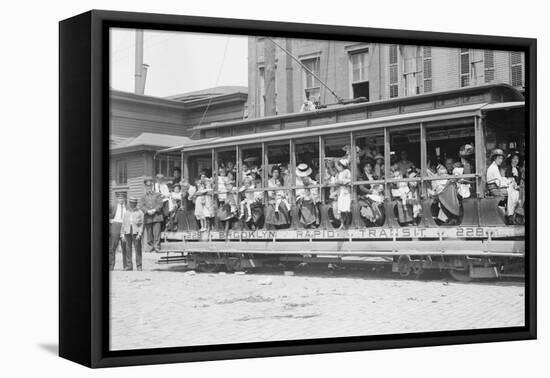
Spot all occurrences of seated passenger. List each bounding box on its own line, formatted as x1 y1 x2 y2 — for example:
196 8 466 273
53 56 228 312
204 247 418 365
217 179 238 232
391 166 421 226
505 151 521 186
429 164 461 225
335 158 352 230
487 148 520 224
296 163 321 228
452 165 472 199
225 160 236 176
357 159 385 227
397 151 413 176
265 166 291 228
445 157 456 175
373 153 385 179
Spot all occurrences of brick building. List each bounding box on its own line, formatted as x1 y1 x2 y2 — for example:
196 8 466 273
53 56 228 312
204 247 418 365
109 86 247 200
247 37 525 119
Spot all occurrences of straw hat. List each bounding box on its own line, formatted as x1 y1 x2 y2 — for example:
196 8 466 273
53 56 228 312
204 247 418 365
128 197 139 204
143 176 154 185
338 158 350 168
490 148 505 160
296 163 312 177
374 153 384 161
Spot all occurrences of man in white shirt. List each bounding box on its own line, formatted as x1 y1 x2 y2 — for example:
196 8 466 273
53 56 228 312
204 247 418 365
486 148 519 223
109 193 127 270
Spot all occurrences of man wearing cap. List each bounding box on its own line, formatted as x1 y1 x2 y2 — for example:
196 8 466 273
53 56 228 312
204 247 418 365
120 197 144 270
140 177 164 253
487 148 519 224
109 193 127 270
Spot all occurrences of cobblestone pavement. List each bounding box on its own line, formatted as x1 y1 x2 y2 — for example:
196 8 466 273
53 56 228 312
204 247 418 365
109 253 525 351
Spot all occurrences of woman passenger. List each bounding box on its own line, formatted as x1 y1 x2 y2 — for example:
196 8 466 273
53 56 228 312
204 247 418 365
217 170 238 232
325 162 341 228
335 158 352 229
487 148 520 224
265 166 291 228
295 163 321 228
357 159 385 226
505 151 521 186
373 153 385 179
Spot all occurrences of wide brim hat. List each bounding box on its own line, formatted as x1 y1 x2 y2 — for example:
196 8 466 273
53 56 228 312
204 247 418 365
243 156 259 163
296 163 312 177
374 154 384 161
128 197 139 203
490 148 505 160
155 173 165 181
143 176 154 185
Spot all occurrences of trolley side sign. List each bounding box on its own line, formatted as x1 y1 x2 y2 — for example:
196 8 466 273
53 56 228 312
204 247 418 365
164 226 524 241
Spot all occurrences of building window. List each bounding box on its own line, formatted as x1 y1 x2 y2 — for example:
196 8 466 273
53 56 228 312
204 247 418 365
156 155 180 177
460 48 470 87
510 52 523 87
349 49 369 99
115 160 127 185
389 45 399 98
423 47 432 92
484 50 495 83
301 57 321 102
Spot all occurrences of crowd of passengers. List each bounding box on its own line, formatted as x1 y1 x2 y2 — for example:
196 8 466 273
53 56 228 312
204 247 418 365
152 143 525 232
109 143 526 270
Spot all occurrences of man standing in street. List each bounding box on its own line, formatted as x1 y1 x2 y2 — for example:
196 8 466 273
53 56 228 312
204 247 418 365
120 197 144 270
109 192 127 270
140 177 164 253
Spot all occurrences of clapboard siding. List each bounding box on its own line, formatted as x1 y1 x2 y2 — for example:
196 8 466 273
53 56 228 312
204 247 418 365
185 103 246 127
109 153 155 203
110 116 192 139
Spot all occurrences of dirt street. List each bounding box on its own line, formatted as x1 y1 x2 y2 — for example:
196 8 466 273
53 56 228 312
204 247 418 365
109 253 524 351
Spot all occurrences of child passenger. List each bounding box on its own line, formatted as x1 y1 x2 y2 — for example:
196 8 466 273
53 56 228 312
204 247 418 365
239 176 255 222
335 158 352 230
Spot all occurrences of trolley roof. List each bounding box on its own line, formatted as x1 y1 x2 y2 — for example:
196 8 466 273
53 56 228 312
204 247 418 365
159 101 524 154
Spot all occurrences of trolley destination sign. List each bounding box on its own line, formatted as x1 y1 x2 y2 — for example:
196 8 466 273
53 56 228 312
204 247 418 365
164 225 524 241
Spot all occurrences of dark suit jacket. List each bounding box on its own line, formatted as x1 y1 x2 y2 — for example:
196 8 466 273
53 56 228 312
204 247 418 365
139 191 164 224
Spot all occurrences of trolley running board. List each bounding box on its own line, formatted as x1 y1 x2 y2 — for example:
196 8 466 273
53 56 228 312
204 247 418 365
160 240 525 257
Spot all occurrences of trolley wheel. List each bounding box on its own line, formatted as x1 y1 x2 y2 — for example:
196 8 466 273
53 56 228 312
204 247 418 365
197 254 221 273
397 255 412 277
225 257 243 272
449 268 473 283
198 262 220 273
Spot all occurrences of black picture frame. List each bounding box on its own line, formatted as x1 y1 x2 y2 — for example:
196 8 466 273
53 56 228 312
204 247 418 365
59 9 537 368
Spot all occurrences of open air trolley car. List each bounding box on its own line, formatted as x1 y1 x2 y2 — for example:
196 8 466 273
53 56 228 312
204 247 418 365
157 84 526 281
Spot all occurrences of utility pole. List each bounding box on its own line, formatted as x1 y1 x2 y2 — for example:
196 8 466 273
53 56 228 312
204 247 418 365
285 38 294 113
134 30 147 94
264 38 277 116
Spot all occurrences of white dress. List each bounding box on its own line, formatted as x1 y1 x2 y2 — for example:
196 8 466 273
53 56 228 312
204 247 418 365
337 169 351 213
